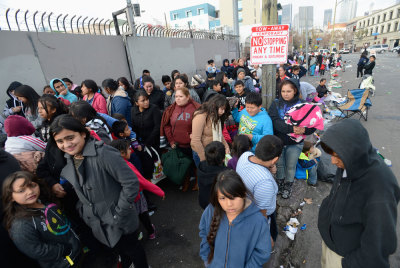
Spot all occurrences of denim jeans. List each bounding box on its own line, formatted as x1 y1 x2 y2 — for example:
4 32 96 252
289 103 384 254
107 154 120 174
277 143 303 183
308 165 317 185
192 150 200 168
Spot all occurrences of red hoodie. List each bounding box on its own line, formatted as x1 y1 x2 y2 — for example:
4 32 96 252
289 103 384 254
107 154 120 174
124 159 165 202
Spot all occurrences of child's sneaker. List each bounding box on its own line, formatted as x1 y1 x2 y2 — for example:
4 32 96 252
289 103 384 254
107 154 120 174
148 224 156 240
281 182 293 199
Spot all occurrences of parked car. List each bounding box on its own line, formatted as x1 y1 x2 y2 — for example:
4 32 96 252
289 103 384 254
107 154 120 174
318 49 330 54
392 46 400 52
339 48 350 54
367 44 389 53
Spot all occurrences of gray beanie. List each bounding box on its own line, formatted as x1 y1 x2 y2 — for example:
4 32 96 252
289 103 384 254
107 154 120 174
237 68 245 75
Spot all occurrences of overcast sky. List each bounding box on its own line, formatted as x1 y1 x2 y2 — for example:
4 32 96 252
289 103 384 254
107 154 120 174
1 0 398 28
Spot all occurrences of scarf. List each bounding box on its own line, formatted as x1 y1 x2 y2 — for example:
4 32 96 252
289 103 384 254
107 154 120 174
212 121 223 142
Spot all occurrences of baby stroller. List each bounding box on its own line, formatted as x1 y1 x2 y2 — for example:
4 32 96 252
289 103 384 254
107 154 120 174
359 74 375 96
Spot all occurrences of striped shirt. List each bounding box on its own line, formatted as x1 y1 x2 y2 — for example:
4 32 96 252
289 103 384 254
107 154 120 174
236 151 278 215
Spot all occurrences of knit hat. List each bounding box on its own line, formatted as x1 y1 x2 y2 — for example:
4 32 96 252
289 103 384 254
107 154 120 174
4 115 36 137
237 68 245 75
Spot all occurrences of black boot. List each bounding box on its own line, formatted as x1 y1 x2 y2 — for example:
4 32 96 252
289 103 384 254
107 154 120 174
276 179 285 195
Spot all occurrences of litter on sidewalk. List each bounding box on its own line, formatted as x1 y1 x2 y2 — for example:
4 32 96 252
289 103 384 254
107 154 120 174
284 218 300 240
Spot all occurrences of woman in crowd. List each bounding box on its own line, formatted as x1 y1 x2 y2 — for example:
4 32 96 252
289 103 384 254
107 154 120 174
191 94 230 166
278 66 290 82
164 74 201 108
13 85 42 128
268 79 316 199
199 170 271 267
102 78 132 126
69 101 112 143
232 58 251 80
117 77 136 104
142 76 165 111
2 171 82 268
220 59 233 79
161 87 201 191
50 114 149 268
37 94 69 142
81 79 108 114
62 77 78 92
3 81 23 118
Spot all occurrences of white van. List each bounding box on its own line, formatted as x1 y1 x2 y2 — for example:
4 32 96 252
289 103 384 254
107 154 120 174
366 44 389 53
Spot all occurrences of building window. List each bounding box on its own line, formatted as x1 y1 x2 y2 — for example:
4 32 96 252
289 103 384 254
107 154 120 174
398 9 400 18
381 25 384 33
186 10 192 17
387 23 391 32
377 16 380 23
390 11 393 20
238 11 243 22
375 26 378 33
215 10 219 18
372 17 375 24
173 13 178 20
197 8 204 15
394 22 399 32
367 19 370 26
383 13 386 22
238 0 243 11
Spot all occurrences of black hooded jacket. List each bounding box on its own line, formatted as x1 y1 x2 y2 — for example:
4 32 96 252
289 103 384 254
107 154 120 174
318 119 400 268
131 104 161 149
4 81 24 117
268 78 315 145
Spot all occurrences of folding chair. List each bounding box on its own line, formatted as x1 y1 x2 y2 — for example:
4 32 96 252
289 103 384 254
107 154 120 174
335 89 372 121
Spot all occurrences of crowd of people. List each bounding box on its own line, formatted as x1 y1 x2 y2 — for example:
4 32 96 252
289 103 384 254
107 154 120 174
0 53 398 268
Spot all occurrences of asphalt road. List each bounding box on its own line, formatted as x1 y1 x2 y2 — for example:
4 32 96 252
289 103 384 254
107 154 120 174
141 51 400 268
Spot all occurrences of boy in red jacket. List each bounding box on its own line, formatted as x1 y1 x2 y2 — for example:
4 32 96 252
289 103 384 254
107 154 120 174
110 139 165 240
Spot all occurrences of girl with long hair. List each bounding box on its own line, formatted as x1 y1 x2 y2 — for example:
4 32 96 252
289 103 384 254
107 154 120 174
50 114 149 267
81 80 107 114
37 94 69 142
191 94 230 165
199 170 271 267
13 85 42 128
2 171 81 267
164 74 201 108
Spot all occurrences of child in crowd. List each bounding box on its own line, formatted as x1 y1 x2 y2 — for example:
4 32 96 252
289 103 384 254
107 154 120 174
62 77 78 92
342 60 347 72
205 73 215 91
4 115 46 173
316 78 328 98
110 139 165 240
290 65 301 81
198 141 229 209
199 169 271 267
3 81 23 118
315 64 320 77
295 141 321 186
37 94 69 142
13 85 42 128
43 85 55 95
232 92 273 152
203 80 222 102
320 60 326 76
233 80 250 111
49 78 78 103
206 59 218 77
227 134 252 170
2 171 82 267
162 75 172 94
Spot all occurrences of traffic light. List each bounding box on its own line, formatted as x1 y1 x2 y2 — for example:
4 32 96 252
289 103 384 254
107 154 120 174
309 38 312 45
133 4 141 17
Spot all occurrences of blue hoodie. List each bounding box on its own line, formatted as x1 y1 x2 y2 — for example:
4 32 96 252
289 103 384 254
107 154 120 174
199 202 271 267
50 78 77 103
232 107 273 152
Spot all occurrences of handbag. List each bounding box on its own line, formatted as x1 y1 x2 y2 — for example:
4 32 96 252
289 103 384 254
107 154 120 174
161 148 192 185
144 146 166 184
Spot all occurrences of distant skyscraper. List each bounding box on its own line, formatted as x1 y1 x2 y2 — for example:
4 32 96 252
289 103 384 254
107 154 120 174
337 0 358 23
324 9 332 27
293 13 299 31
282 4 292 25
299 6 313 31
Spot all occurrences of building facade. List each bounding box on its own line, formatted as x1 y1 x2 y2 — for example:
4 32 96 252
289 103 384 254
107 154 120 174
219 0 261 28
282 4 292 26
169 3 220 30
354 3 400 49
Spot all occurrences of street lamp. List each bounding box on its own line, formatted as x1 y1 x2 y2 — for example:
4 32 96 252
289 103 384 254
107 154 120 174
330 0 343 53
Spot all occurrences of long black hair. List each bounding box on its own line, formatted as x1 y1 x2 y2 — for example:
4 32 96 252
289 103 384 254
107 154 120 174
206 170 249 263
49 114 90 144
13 85 40 116
171 74 190 90
231 135 252 158
2 171 54 231
38 94 69 122
69 100 109 127
102 78 119 93
194 94 230 128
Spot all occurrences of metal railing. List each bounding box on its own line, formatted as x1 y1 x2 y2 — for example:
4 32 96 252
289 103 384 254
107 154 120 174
2 8 238 40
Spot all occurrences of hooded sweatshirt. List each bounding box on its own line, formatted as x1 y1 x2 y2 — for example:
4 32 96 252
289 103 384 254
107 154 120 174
232 107 273 152
3 81 24 118
318 119 400 268
106 87 132 127
10 203 81 268
199 202 271 267
50 79 78 104
268 78 315 146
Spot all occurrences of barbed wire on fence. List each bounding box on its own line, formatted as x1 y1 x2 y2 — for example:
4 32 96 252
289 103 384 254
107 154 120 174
0 7 238 41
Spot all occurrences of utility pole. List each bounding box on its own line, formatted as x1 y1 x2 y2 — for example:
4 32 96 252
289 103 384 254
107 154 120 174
261 0 278 109
330 0 339 53
305 10 309 67
232 0 240 57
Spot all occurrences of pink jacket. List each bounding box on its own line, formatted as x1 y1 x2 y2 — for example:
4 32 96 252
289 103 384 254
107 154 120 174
284 103 324 142
84 93 108 114
125 159 165 202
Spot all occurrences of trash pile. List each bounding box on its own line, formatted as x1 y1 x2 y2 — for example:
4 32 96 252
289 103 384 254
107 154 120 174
283 198 312 240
